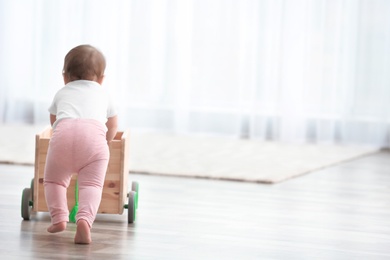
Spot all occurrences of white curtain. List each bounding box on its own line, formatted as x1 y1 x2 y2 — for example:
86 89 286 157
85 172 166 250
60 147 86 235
0 0 389 147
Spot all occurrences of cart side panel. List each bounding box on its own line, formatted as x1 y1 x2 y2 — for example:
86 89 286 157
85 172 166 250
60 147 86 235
33 134 40 212
36 137 50 212
98 137 122 214
120 130 130 214
34 127 51 212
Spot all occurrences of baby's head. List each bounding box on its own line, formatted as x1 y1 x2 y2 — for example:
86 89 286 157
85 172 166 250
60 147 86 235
63 44 106 84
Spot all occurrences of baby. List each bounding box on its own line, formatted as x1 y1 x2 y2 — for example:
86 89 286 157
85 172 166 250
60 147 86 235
44 44 118 244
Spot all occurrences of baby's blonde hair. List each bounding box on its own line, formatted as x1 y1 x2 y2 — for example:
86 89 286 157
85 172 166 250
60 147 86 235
63 44 106 82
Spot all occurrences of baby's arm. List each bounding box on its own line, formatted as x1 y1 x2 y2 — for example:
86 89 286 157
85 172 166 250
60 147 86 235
106 115 118 143
50 114 57 126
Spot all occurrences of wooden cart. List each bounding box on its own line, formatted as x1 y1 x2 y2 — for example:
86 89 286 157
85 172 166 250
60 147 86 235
21 127 139 223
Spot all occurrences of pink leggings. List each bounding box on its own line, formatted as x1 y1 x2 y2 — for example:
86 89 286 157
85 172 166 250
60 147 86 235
44 119 109 227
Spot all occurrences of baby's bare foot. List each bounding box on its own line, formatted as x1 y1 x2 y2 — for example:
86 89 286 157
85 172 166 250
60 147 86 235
74 219 91 244
47 222 67 233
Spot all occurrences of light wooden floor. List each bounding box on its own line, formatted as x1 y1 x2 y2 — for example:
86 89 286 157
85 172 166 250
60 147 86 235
1 151 390 259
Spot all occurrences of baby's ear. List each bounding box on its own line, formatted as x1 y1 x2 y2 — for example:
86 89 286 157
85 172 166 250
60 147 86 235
97 75 105 85
63 74 70 84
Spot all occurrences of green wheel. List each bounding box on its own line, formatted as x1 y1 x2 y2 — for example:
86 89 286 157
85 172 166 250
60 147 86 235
131 181 139 209
21 188 32 220
128 191 136 224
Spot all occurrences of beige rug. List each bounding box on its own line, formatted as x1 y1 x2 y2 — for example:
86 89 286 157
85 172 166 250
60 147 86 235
0 124 378 184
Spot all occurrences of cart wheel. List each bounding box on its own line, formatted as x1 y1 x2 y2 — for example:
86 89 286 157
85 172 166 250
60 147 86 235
131 181 139 209
21 188 32 220
30 178 34 201
128 191 136 224
131 181 139 192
